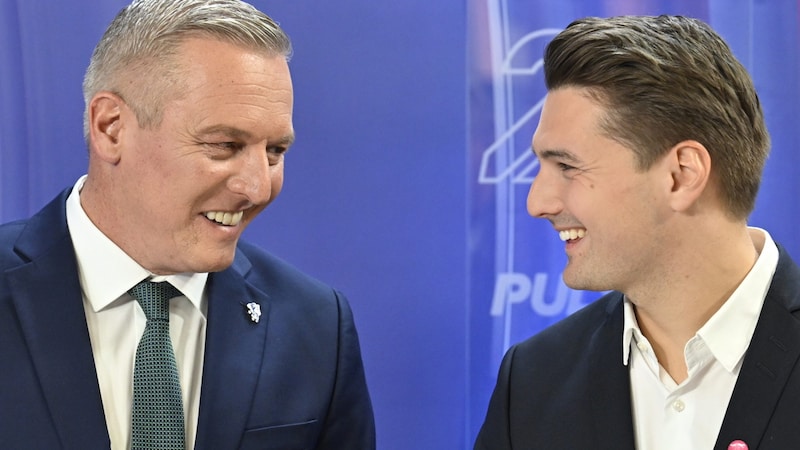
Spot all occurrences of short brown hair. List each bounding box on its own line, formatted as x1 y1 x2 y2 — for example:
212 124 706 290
543 15 769 220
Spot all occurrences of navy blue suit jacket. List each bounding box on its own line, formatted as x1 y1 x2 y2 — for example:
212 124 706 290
475 245 800 450
0 190 376 449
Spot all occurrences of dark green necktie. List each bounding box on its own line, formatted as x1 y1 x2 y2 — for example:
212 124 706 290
128 281 185 450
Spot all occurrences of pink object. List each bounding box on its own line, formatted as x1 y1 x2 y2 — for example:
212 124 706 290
728 440 748 450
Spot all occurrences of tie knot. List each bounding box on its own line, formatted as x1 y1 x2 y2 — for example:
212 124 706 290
128 281 181 321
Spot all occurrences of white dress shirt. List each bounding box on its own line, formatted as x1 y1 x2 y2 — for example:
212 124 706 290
66 175 208 450
623 228 778 450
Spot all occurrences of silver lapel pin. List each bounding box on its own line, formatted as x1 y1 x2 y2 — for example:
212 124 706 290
245 302 261 323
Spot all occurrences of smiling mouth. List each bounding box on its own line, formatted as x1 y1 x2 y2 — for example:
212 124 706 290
204 210 244 226
559 228 586 242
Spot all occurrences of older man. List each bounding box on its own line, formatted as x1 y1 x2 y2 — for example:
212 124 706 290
0 1 375 448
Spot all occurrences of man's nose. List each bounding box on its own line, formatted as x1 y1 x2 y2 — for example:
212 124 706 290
228 147 272 204
526 169 562 218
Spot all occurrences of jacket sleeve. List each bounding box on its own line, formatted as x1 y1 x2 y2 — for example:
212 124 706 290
315 290 376 449
473 344 517 450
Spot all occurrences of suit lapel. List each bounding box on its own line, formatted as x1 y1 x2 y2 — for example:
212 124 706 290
715 248 800 449
195 254 270 450
6 191 110 448
588 294 637 450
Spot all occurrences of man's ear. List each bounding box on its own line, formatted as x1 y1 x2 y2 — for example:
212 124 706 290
665 139 711 212
87 91 128 164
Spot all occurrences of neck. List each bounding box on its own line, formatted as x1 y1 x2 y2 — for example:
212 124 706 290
628 225 760 383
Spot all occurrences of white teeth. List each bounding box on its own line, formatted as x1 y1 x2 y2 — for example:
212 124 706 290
559 228 586 242
205 211 243 226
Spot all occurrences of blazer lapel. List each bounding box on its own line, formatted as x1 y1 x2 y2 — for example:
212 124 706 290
195 253 270 450
715 249 800 449
588 293 637 450
6 191 110 448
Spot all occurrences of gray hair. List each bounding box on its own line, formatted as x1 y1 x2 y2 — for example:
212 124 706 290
82 0 292 140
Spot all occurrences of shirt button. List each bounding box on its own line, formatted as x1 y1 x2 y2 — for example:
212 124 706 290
637 342 648 352
672 399 685 412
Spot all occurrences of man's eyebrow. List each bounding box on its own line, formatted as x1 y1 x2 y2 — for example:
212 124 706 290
533 147 582 164
197 125 295 146
274 133 295 147
197 125 253 140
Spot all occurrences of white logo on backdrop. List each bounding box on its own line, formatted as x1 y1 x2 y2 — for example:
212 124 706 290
477 27 560 185
476 3 591 351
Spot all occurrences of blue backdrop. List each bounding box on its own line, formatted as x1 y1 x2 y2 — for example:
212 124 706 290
1 1 798 449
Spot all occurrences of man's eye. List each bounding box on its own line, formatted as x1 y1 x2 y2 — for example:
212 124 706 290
214 142 244 151
557 162 576 171
203 141 245 153
266 146 288 165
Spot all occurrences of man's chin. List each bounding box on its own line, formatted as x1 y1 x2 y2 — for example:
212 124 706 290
563 271 613 293
184 246 238 273
562 266 591 291
199 255 237 273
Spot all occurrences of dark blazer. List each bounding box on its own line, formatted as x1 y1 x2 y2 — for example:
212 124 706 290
475 245 800 450
0 189 376 450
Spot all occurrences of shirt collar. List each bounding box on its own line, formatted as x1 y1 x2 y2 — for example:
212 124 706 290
623 227 779 369
697 228 778 371
622 297 640 365
65 175 208 313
